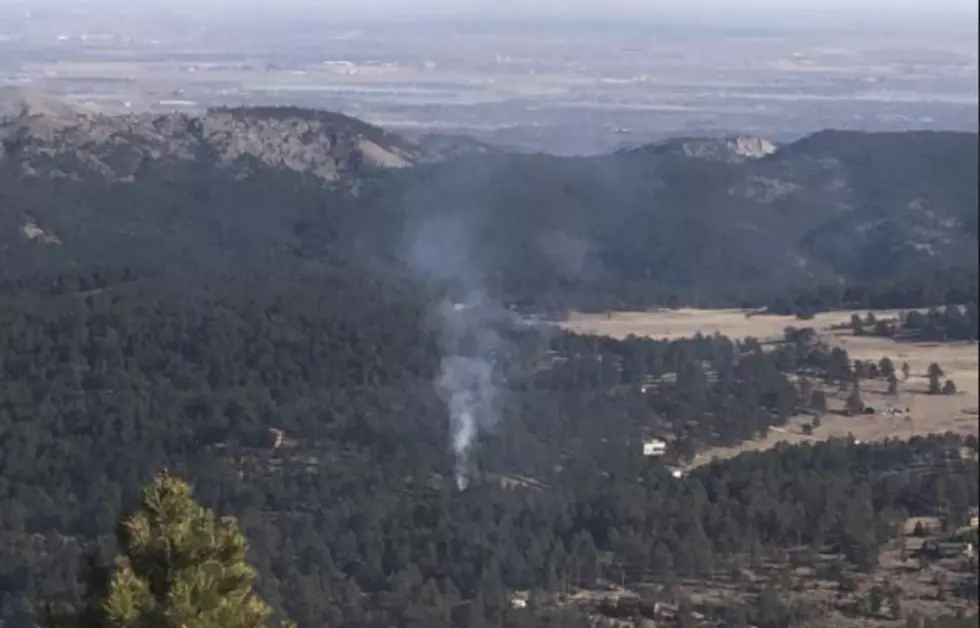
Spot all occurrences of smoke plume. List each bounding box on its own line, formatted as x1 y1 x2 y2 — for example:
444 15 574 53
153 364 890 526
406 212 506 490
434 294 503 490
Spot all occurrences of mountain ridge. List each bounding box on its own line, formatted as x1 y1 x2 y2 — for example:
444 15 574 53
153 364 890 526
0 97 499 183
0 100 976 310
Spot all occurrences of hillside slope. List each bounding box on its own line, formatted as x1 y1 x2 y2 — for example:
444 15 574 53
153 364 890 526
0 98 495 183
0 103 976 309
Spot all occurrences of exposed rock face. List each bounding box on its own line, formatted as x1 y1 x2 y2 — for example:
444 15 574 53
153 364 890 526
0 96 494 183
622 135 778 162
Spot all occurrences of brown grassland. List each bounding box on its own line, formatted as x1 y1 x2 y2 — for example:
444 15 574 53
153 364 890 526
561 308 979 469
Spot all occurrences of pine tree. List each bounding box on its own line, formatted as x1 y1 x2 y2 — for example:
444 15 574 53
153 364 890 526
846 385 864 415
878 357 895 380
46 471 289 628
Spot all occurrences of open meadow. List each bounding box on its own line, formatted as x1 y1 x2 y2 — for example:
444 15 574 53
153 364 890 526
562 308 979 469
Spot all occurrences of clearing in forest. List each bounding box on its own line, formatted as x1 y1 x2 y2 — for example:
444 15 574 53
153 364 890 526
561 308 979 468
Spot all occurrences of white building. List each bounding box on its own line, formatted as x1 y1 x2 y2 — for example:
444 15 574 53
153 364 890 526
643 438 667 457
509 591 529 609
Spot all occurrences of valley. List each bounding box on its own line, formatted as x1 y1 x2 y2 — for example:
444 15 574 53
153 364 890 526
1 10 976 154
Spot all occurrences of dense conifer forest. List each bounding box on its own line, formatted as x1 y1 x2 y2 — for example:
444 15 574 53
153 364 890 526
0 269 977 627
0 117 977 626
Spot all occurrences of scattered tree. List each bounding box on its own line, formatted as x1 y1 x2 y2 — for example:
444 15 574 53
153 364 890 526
851 314 865 336
868 584 885 616
846 385 864 415
811 390 828 413
943 380 958 396
797 377 814 406
901 362 911 381
854 360 869 380
879 357 896 379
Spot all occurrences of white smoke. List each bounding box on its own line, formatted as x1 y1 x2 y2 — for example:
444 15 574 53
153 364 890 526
404 214 509 490
433 292 503 490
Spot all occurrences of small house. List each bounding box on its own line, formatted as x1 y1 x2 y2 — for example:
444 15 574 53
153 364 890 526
267 427 285 450
861 400 904 416
915 540 975 560
509 591 530 609
643 438 667 457
904 516 942 536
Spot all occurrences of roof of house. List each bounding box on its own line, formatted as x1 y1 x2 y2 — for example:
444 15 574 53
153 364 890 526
863 400 896 412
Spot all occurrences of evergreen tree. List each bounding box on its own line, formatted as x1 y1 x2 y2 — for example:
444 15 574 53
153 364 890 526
46 472 288 628
879 357 895 380
846 385 864 415
851 314 865 336
810 390 828 413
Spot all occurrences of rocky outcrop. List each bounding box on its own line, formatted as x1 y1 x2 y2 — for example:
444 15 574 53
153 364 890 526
0 93 495 183
623 135 778 162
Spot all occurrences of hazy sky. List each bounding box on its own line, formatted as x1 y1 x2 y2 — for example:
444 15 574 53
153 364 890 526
7 0 979 30
330 0 976 15
243 0 978 22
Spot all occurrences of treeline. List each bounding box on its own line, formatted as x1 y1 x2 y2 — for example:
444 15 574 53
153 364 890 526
765 268 979 318
849 305 979 342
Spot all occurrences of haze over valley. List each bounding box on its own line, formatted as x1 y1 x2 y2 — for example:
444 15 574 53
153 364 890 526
1 3 977 153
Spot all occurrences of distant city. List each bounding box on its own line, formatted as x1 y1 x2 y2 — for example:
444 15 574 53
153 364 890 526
1 7 977 154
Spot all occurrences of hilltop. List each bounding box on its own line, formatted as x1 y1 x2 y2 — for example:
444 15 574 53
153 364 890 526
0 94 496 183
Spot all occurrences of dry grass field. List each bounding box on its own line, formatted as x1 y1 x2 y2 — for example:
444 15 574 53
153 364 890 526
562 309 979 468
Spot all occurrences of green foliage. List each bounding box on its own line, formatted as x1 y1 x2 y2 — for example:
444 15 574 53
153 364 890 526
1 128 977 313
0 269 973 627
105 472 277 628
43 472 287 628
0 122 977 626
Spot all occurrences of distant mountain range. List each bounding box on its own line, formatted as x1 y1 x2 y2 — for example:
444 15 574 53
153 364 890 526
1 92 976 309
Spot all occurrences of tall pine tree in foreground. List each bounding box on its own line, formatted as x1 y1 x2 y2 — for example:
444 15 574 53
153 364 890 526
45 471 289 628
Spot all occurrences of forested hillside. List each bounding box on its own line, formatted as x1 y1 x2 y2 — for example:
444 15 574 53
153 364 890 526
0 107 978 626
1 108 977 311
0 269 977 627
